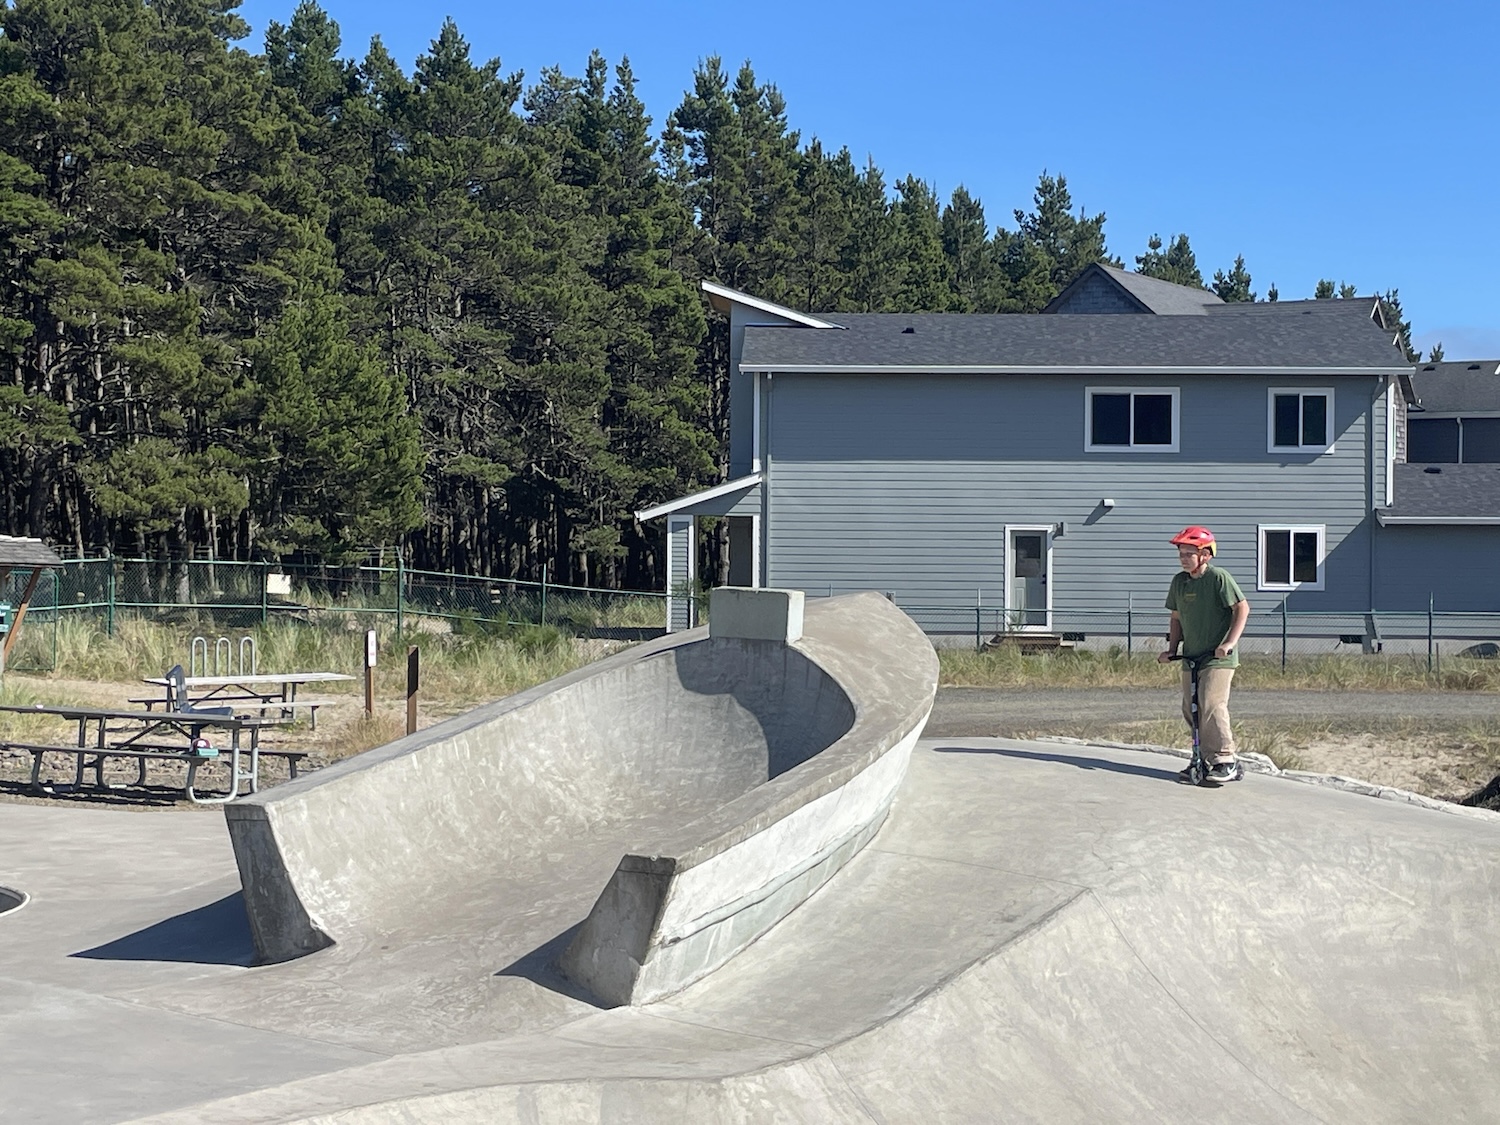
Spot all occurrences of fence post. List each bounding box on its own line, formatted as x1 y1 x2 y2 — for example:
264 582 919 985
540 563 548 626
261 561 270 626
1126 592 1133 656
1280 600 1287 673
106 559 116 638
1428 593 1434 674
395 553 405 639
50 569 59 670
975 588 982 652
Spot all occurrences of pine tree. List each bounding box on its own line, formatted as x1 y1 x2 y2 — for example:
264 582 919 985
1136 234 1204 288
1211 254 1255 302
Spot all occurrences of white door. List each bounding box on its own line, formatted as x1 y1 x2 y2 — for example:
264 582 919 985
1007 528 1052 631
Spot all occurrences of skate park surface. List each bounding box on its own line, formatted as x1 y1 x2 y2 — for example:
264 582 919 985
2 610 1498 1121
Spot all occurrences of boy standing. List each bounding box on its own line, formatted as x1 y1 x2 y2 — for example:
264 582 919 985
1156 525 1250 783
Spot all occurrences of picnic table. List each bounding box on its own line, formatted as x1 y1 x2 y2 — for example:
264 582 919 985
0 703 295 804
138 670 353 730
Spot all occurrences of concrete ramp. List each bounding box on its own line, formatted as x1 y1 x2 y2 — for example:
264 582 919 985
226 590 938 993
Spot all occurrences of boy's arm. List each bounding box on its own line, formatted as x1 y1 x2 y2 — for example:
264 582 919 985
1158 611 1184 664
1216 600 1250 658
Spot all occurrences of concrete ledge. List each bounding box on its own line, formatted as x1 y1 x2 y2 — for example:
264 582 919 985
559 592 937 1005
709 586 804 643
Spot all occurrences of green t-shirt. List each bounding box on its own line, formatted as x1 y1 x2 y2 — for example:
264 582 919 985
1165 565 1246 670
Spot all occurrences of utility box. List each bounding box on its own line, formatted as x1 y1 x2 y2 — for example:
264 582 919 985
0 603 10 635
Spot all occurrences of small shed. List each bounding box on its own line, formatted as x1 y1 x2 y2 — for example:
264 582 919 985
0 536 64 674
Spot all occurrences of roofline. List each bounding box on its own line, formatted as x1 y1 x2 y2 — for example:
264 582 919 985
1376 513 1500 526
700 281 841 330
636 473 762 522
742 364 1413 377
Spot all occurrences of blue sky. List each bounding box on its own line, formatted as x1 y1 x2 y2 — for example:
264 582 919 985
235 0 1500 357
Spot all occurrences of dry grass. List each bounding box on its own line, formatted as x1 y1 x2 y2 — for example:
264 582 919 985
939 647 1500 693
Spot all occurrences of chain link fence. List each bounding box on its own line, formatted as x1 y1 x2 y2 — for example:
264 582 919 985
5 562 1497 674
2 559 670 672
812 591 1500 670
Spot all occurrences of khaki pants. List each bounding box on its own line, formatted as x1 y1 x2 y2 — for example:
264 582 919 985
1180 666 1236 764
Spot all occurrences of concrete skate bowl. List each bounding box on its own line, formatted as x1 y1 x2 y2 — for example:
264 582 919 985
225 591 938 998
0 885 26 915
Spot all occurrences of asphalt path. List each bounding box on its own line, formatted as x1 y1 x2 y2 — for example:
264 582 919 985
930 686 1500 738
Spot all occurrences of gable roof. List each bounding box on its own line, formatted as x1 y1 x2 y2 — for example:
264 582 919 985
1044 263 1223 316
1379 464 1500 524
740 299 1411 374
1408 359 1500 413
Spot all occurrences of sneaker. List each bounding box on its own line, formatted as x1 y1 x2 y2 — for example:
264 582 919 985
1207 761 1244 783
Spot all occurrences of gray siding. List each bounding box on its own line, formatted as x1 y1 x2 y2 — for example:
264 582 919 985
763 373 1388 620
1373 525 1500 612
1048 273 1144 314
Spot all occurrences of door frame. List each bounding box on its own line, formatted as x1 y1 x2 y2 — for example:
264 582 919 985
1003 524 1054 632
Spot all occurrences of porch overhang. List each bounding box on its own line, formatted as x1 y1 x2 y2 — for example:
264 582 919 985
636 474 762 522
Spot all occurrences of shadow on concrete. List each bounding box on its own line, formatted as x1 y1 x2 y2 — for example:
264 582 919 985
932 745 1176 782
493 923 607 1008
73 893 255 966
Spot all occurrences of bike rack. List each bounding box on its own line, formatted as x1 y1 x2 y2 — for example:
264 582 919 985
189 634 258 677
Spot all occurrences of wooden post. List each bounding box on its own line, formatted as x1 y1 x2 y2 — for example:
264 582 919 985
406 646 419 735
364 628 376 717
1 567 43 664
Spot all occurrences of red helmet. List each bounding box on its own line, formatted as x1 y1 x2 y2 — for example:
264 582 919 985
1170 525 1217 556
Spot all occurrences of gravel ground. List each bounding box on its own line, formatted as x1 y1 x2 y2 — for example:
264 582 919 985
928 686 1500 738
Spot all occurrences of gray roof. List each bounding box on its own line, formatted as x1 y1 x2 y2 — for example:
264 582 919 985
742 299 1409 372
1384 463 1500 520
1409 359 1500 413
1092 264 1223 316
0 536 64 568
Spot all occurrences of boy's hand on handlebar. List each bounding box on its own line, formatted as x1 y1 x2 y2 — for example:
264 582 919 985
1157 651 1174 664
1214 644 1234 659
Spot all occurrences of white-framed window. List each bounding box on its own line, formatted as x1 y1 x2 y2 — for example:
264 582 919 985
1258 524 1325 591
1085 387 1180 453
1267 388 1335 454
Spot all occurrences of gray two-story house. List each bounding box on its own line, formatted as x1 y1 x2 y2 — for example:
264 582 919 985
643 266 1415 637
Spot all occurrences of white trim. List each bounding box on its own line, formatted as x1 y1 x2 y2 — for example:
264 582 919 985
752 370 762 473
1378 513 1500 526
1384 379 1396 507
751 513 762 587
1257 524 1326 592
1084 386 1180 454
747 363 1413 377
636 473 762 522
1003 525 1054 632
700 280 841 330
1266 386 1336 455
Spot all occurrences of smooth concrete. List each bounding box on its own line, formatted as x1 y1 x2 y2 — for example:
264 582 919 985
708 586 805 643
1 737 1498 1122
227 593 934 1012
561 591 935 1004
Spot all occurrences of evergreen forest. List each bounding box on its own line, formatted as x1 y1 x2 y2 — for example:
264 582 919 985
0 0 1425 587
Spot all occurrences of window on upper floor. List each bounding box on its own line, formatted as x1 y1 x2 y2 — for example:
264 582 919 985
1267 389 1334 454
1085 388 1179 453
1258 524 1325 592
1408 416 1500 463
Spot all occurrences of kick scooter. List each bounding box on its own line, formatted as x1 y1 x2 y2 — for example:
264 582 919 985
1169 652 1231 786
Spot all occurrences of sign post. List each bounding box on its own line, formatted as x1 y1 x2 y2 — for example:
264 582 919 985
364 629 377 717
406 646 419 735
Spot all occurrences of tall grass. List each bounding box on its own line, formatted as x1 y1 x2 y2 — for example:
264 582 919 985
8 616 603 705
